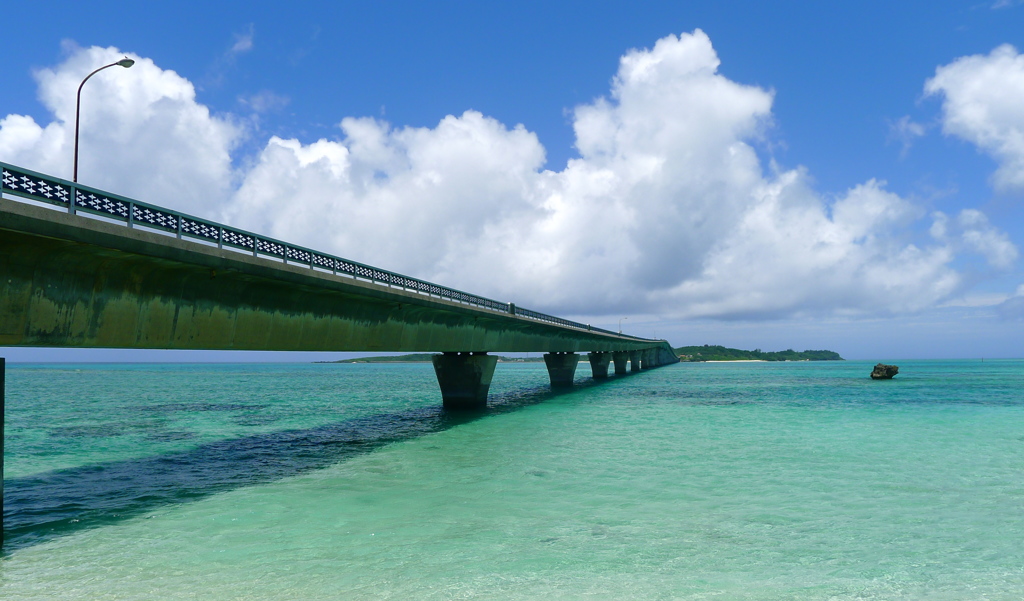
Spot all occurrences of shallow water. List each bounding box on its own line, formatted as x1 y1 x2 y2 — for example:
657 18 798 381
2 360 1023 599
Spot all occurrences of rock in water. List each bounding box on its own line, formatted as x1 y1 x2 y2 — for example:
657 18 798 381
870 363 899 379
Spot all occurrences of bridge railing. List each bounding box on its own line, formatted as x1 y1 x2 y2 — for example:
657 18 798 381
1 161 653 343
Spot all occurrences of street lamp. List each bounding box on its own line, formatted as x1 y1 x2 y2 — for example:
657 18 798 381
74 57 134 183
618 316 628 334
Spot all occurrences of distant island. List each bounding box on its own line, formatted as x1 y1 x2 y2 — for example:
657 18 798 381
318 353 546 364
675 345 842 362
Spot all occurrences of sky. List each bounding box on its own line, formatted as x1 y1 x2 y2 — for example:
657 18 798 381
2 0 1024 361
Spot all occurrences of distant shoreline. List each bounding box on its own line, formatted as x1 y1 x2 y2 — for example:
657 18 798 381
676 345 843 362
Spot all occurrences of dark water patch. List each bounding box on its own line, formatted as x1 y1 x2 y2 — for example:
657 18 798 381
138 402 270 414
231 413 281 427
2 382 563 553
48 424 129 439
48 420 166 440
145 431 197 443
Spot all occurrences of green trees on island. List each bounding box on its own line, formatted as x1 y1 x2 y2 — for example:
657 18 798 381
674 345 842 361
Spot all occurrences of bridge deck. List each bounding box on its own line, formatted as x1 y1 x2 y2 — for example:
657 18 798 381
0 194 666 354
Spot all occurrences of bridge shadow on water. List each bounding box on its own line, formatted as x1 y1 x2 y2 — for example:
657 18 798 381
1 378 608 554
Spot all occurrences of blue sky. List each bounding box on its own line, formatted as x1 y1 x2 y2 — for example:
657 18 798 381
2 0 1024 360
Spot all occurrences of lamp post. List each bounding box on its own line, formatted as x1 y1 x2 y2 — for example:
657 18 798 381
618 317 628 334
74 57 134 183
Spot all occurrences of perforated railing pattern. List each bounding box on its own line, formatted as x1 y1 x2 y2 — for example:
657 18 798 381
221 228 254 250
2 168 71 205
181 218 220 243
1 161 651 342
133 205 178 232
79 190 130 219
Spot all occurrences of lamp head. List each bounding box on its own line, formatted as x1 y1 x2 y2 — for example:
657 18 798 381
116 58 135 68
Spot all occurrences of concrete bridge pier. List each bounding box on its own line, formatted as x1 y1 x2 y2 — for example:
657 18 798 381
544 352 578 387
612 351 629 375
587 352 611 379
629 351 641 372
431 352 498 410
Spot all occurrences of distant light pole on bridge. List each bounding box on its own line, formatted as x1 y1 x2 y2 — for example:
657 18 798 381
74 57 135 183
619 316 628 334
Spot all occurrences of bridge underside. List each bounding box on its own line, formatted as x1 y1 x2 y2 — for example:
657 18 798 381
1 200 671 355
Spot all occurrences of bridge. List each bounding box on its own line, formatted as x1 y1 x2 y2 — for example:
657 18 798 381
0 160 677 407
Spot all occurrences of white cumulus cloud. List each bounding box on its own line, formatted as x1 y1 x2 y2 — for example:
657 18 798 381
930 209 1019 269
227 30 999 318
0 44 242 216
225 111 546 279
1 33 1017 322
925 44 1024 192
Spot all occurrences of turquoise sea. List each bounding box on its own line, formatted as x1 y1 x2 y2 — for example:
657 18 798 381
1 360 1023 599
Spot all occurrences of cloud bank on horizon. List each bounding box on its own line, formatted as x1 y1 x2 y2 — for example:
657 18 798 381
0 31 1020 321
